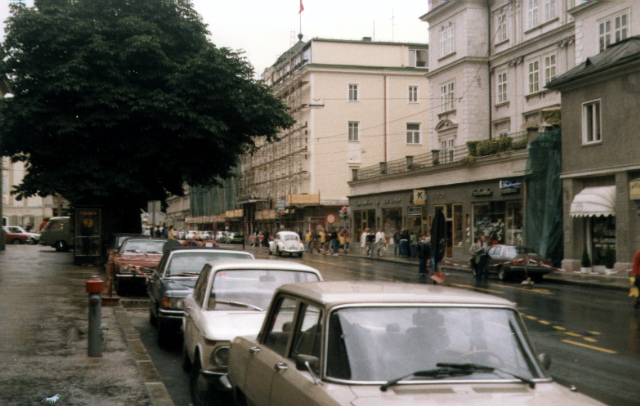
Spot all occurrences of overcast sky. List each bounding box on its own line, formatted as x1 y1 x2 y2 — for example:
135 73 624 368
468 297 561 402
0 0 431 76
191 0 430 76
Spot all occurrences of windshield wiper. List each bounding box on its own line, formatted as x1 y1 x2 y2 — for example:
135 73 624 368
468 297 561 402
213 300 263 311
436 363 536 389
380 366 485 391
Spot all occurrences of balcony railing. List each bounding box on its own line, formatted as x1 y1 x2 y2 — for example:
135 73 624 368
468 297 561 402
352 132 529 182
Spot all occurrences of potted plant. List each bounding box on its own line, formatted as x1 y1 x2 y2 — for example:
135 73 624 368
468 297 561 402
581 246 592 273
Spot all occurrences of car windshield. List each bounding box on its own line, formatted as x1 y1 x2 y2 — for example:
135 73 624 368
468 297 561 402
165 252 252 276
120 240 165 254
326 306 546 383
208 270 320 311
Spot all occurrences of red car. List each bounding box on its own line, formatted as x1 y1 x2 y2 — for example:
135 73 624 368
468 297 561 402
110 238 168 295
4 226 29 244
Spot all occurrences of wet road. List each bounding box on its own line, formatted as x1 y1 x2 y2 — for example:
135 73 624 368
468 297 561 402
129 249 640 406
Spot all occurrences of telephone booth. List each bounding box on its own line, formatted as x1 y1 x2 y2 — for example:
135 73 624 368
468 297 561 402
74 208 101 265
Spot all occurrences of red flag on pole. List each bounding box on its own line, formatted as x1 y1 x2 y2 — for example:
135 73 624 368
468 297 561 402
299 0 304 14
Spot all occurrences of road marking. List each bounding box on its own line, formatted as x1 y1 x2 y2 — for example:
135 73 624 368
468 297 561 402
344 260 374 266
553 326 566 331
563 331 582 337
561 339 617 354
494 284 554 295
449 283 504 294
538 320 551 325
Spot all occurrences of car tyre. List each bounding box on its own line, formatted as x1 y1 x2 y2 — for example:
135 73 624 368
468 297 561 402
298 252 303 258
190 358 213 406
277 247 283 257
497 266 508 281
157 318 173 348
54 240 68 252
149 306 158 327
114 278 126 296
182 343 192 373
11 238 22 245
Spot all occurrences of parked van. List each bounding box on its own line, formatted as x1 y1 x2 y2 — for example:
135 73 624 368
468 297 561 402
39 216 74 251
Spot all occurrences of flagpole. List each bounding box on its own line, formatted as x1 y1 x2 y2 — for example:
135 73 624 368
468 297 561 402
299 0 304 38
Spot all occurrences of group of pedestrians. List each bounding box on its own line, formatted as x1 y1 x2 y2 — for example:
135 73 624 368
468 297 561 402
305 227 350 255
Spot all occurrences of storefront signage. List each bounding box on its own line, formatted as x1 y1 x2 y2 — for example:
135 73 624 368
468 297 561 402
354 200 374 207
408 207 422 217
383 197 403 205
472 189 493 197
499 180 522 195
413 189 426 205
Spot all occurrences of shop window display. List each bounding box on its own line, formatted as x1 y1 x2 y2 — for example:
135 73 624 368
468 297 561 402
472 202 523 245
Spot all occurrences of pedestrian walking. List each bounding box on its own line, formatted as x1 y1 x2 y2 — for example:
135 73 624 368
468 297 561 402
304 230 312 253
418 233 432 276
365 229 375 256
392 228 401 256
360 228 369 254
399 228 410 257
374 228 386 257
470 235 489 283
409 231 418 258
330 228 339 255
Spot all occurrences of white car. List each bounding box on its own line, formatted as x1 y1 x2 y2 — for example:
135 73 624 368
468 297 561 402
182 259 322 406
268 231 305 257
228 281 607 406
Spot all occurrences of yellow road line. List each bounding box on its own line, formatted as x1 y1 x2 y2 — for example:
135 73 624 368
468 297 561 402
553 326 566 331
538 320 551 325
561 339 617 354
449 283 504 294
563 331 582 337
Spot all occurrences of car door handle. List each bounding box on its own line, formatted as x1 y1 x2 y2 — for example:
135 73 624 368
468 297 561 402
249 346 260 355
274 362 288 372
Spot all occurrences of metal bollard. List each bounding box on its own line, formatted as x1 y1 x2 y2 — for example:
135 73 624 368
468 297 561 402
86 276 104 357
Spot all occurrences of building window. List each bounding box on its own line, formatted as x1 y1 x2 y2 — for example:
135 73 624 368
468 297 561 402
599 13 628 52
348 121 360 142
543 0 556 22
409 49 427 68
348 84 358 101
440 81 455 112
582 100 601 144
528 60 539 94
496 11 508 43
527 0 539 29
406 123 421 145
408 86 418 103
544 54 556 85
497 72 508 104
440 138 455 163
440 25 455 58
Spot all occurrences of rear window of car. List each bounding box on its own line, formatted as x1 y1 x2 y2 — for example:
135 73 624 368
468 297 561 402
165 251 253 276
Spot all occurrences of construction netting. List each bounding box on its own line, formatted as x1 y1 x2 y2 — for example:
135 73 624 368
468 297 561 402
524 129 563 267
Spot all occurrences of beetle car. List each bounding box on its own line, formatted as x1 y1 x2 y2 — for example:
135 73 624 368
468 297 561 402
269 231 304 257
228 281 606 406
111 238 169 295
147 247 254 346
485 244 554 282
183 259 322 406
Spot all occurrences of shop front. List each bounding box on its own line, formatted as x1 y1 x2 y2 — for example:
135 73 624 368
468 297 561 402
349 191 418 245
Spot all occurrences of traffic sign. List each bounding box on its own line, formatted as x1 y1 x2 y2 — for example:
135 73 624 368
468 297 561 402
326 213 337 225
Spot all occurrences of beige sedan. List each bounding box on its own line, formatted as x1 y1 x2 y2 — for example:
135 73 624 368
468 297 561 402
228 281 607 406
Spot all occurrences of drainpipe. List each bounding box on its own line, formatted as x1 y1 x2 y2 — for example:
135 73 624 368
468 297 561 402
384 75 388 161
487 0 493 141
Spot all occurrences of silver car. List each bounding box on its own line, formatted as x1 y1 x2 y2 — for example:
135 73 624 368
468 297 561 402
228 281 606 406
182 259 322 406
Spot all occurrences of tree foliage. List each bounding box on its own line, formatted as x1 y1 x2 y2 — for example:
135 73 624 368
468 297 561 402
0 0 293 212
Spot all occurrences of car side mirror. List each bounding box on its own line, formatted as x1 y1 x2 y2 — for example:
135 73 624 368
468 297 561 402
538 353 551 370
295 354 320 384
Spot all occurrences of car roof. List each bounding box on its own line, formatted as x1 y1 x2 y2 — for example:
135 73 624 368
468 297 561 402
275 281 515 308
165 246 254 255
207 259 322 276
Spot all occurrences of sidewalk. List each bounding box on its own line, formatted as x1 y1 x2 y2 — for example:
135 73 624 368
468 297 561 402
338 245 630 291
0 245 173 406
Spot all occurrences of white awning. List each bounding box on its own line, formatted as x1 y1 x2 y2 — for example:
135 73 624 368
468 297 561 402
570 186 616 217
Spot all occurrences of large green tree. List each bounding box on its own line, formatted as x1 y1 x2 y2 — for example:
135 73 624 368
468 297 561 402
0 0 293 230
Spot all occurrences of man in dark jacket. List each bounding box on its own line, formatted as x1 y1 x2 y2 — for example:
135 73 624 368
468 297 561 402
417 233 432 275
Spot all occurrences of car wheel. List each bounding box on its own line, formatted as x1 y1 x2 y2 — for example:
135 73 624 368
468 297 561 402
149 306 158 327
157 319 173 348
298 252 303 258
54 240 68 252
277 248 283 257
234 389 249 406
182 343 192 373
497 266 508 281
114 278 126 296
11 239 22 245
190 358 213 406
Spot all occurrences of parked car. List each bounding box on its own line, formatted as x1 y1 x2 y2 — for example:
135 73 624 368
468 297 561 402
4 225 40 244
228 281 606 406
183 259 322 405
148 247 255 346
104 233 147 287
39 216 73 251
484 244 554 282
3 226 28 244
268 231 304 257
111 238 168 295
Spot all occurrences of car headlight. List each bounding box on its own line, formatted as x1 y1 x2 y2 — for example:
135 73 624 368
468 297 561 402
161 296 184 310
211 345 230 368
